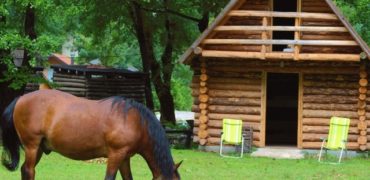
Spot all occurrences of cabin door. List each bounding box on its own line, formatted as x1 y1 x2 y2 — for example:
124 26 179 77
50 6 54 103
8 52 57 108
265 73 299 146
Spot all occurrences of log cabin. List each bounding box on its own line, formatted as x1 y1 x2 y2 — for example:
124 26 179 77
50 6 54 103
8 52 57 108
180 0 370 151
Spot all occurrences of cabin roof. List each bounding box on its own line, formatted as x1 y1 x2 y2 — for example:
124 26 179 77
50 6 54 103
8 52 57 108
51 64 147 77
180 0 370 64
48 53 72 65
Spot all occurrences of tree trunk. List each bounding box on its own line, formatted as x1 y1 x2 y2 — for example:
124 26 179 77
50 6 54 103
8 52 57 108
22 4 37 67
151 59 176 123
129 3 154 110
130 2 176 124
150 0 176 123
155 84 176 123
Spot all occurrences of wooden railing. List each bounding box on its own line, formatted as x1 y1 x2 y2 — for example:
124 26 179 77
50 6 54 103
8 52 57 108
198 7 361 62
202 39 358 46
228 10 338 20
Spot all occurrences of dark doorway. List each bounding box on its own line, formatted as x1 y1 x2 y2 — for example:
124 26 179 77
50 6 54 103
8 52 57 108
266 73 298 145
273 0 297 51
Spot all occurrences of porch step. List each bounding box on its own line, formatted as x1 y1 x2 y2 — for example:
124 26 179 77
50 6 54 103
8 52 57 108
251 146 304 159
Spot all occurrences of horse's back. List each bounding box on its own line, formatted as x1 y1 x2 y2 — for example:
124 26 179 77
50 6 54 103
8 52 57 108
14 90 84 129
14 90 75 128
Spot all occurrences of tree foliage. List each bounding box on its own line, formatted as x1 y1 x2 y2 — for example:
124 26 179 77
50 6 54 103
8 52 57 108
0 0 81 89
335 0 370 43
1 0 369 122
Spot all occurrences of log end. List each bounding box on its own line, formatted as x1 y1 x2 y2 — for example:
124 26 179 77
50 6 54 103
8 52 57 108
194 47 203 55
359 145 367 151
199 138 207 145
198 130 209 139
357 136 367 145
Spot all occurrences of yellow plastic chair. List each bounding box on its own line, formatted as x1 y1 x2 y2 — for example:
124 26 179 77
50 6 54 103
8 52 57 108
318 117 350 164
220 119 245 158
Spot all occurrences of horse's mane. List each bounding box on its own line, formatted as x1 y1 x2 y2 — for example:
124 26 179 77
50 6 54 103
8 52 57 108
108 96 174 178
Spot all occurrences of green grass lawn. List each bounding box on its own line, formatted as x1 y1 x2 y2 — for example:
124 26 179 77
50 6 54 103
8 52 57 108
0 149 369 180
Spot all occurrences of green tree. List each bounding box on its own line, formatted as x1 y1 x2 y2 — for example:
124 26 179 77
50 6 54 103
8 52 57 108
0 0 80 113
335 0 370 43
79 0 228 123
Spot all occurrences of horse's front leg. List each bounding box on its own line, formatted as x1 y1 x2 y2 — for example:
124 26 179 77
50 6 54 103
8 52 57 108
105 149 128 180
119 158 133 180
21 146 43 180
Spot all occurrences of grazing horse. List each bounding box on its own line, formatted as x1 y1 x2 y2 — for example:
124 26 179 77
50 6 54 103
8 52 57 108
0 90 181 180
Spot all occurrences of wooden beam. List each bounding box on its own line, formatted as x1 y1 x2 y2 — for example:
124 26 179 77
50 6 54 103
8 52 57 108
214 26 348 32
228 10 339 20
294 23 300 60
260 72 267 147
298 73 303 148
268 0 273 52
299 53 360 61
201 50 360 61
294 1 301 61
261 17 268 60
202 39 358 46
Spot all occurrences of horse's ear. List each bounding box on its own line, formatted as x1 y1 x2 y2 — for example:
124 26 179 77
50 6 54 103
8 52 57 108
174 160 183 170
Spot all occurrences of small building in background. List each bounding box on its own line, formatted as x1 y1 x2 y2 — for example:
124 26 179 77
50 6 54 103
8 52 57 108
27 54 149 104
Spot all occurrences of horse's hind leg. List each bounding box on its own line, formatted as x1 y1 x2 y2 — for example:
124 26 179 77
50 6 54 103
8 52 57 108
105 150 128 180
119 158 133 180
21 146 43 180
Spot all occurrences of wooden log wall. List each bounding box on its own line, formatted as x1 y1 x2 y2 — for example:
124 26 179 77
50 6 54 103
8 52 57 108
191 59 263 147
302 72 361 150
85 74 146 102
54 73 87 97
300 0 362 54
190 59 364 150
357 64 367 151
197 59 209 145
25 83 41 93
191 74 200 144
365 63 370 151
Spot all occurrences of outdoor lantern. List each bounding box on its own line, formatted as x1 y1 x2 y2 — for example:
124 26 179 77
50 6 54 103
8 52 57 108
12 49 24 67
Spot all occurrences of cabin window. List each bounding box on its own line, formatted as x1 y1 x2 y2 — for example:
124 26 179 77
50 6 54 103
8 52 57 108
272 0 298 52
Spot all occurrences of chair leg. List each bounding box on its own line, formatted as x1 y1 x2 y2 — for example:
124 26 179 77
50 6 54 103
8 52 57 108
220 140 223 156
338 147 345 164
318 139 325 162
240 138 244 158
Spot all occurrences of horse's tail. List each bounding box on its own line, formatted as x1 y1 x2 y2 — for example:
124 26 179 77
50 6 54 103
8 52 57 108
0 97 21 171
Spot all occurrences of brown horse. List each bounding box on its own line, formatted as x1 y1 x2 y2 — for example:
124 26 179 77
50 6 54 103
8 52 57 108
1 89 181 180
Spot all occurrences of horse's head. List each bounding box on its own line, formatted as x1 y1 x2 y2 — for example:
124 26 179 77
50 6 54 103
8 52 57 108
154 161 182 180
